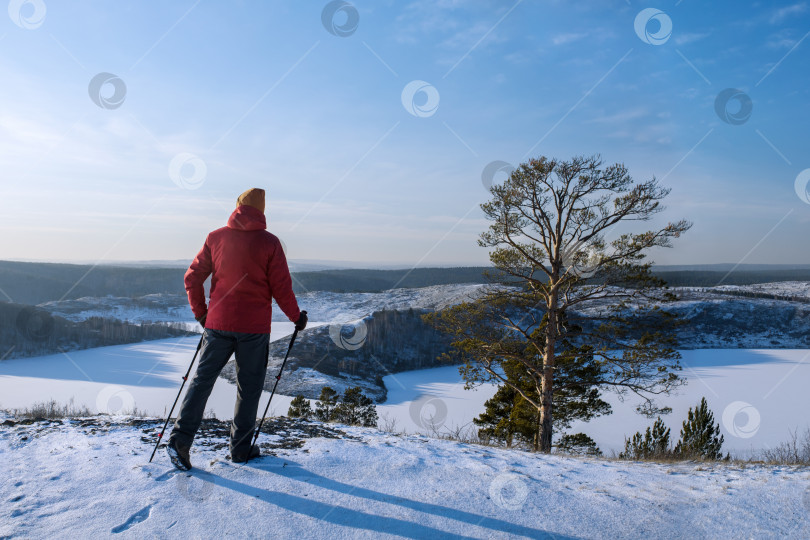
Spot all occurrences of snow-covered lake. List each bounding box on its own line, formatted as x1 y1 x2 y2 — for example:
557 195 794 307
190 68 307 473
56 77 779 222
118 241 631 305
569 348 810 456
378 349 810 456
1 329 808 456
0 323 308 422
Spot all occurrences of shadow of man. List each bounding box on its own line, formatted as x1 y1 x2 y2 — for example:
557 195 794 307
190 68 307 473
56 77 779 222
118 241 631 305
190 458 576 539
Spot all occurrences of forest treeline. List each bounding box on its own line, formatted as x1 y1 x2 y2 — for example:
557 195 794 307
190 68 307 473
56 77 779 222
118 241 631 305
0 261 498 303
0 301 193 360
2 260 810 304
0 260 185 305
653 269 810 287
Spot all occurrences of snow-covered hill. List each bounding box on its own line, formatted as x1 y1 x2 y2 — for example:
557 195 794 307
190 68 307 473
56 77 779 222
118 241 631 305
39 284 490 325
37 281 810 350
1 415 808 539
222 308 455 402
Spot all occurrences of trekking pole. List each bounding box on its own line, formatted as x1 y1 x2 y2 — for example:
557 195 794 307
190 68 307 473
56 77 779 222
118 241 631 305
148 333 205 463
247 319 303 462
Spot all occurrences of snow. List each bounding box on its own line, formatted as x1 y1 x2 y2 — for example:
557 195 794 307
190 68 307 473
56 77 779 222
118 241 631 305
4 279 810 537
568 349 810 456
375 349 810 457
376 366 498 435
1 417 809 539
0 324 313 420
3 337 810 457
709 281 810 299
40 283 490 326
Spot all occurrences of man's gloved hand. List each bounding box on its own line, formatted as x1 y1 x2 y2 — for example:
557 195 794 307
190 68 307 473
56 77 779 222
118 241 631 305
196 313 207 328
295 310 308 332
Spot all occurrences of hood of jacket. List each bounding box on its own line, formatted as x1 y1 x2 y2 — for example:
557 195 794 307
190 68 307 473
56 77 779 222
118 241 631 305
227 205 267 231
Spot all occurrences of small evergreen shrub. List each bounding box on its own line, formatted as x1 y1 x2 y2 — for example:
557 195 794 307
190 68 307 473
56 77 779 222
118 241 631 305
287 395 313 420
556 433 602 456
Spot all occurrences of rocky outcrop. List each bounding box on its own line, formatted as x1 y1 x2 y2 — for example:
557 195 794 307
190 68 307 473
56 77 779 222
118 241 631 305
220 308 455 402
221 288 810 403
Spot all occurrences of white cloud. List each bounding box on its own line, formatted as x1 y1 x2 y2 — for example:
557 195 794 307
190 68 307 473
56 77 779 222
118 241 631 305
770 2 807 24
394 0 511 53
674 33 710 46
586 107 649 124
551 32 586 46
765 29 800 49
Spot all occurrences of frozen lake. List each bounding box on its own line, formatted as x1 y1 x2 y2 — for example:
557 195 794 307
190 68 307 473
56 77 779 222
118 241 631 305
568 348 810 455
379 349 810 456
1 331 808 455
0 323 308 422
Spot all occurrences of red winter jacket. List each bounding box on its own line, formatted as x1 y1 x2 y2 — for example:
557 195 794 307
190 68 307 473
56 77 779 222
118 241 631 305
184 205 301 334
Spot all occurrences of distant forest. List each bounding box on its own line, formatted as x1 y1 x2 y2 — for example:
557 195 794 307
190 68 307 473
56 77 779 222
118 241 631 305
0 261 499 304
1 260 809 305
0 260 185 305
290 267 501 292
0 301 192 360
652 269 810 287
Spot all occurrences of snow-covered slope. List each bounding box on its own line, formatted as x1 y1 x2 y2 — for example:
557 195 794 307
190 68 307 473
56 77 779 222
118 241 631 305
222 308 456 402
39 284 490 325
710 281 810 300
37 281 810 350
1 415 808 539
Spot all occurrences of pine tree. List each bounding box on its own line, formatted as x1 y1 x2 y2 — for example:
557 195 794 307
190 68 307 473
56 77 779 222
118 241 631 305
472 312 611 450
473 362 536 448
427 155 690 452
556 433 602 456
288 395 313 420
649 416 671 455
674 397 725 460
315 387 338 422
333 387 378 427
619 416 671 459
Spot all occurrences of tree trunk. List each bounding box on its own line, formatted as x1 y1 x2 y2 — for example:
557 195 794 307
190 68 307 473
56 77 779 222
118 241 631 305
539 298 557 453
539 370 553 452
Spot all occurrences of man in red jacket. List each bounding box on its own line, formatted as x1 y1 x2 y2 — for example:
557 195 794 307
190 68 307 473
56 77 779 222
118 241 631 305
167 188 307 470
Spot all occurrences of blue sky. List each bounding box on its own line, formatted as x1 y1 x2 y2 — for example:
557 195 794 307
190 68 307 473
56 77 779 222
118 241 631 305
0 0 808 266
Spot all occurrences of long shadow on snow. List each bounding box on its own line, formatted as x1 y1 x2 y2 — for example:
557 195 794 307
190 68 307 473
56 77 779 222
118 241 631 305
255 460 570 539
191 468 477 539
199 457 574 539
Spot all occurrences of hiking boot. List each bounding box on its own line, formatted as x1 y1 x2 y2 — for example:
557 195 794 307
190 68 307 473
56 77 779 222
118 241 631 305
167 437 192 471
230 444 261 463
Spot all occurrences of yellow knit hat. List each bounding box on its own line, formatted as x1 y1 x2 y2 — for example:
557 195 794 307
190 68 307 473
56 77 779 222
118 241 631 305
236 188 265 213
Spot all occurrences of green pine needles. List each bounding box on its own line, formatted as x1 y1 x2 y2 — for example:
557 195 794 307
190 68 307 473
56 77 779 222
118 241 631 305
620 397 728 461
288 386 378 428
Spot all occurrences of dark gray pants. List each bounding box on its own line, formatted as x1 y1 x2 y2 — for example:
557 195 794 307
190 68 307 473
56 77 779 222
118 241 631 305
171 329 269 457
